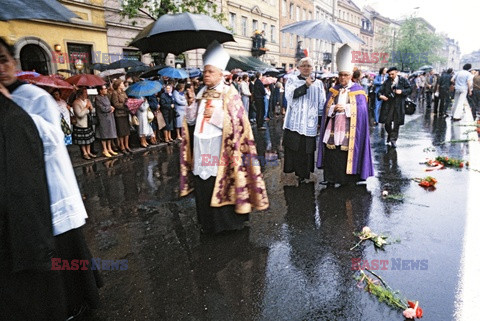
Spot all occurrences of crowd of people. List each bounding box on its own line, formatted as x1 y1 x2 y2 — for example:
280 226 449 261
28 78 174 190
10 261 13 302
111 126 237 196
3 28 480 319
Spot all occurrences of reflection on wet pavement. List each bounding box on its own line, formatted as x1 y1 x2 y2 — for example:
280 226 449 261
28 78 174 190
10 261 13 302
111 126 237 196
77 113 479 320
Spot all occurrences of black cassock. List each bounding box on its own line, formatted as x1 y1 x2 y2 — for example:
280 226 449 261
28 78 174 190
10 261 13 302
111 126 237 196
0 93 68 321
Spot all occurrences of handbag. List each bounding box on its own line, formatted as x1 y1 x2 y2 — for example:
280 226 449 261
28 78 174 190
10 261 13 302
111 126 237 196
147 108 155 122
61 115 72 135
156 111 166 129
404 98 416 115
131 115 140 126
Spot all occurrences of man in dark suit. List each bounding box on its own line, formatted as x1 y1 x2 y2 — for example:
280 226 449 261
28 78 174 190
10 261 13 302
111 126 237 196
253 71 266 129
378 67 412 148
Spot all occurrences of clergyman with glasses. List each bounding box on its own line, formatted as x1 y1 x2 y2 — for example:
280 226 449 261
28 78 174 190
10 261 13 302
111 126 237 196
283 57 325 183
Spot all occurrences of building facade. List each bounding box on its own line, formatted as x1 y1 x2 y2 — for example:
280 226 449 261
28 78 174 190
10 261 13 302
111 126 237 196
313 0 337 71
0 0 109 75
224 0 281 68
103 0 155 64
278 0 315 70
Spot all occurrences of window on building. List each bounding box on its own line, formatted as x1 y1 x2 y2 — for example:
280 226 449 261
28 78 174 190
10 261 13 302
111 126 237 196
282 32 286 47
253 19 258 33
308 11 312 20
241 16 247 36
282 0 287 17
303 9 306 21
229 13 236 33
296 6 300 21
270 25 275 43
316 10 320 19
282 63 286 69
290 33 293 48
290 4 294 20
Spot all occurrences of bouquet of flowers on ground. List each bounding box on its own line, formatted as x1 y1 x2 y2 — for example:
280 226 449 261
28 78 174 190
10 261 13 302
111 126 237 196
350 226 392 250
426 156 468 170
356 268 423 319
412 176 437 188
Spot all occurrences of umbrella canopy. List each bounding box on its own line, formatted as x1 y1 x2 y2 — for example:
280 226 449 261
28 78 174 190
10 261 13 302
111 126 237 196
130 12 235 54
98 68 126 79
139 65 168 79
28 75 73 89
281 19 364 44
185 67 202 78
125 80 162 98
66 74 105 87
158 67 188 79
107 59 145 70
127 65 151 74
261 77 277 85
92 63 109 71
16 71 40 80
419 65 433 71
0 0 77 22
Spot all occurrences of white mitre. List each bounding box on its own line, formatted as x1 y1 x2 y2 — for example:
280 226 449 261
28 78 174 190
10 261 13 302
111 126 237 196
202 41 230 71
336 44 353 73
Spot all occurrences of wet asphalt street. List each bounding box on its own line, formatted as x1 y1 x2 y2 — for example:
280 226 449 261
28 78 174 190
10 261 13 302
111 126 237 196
76 103 480 321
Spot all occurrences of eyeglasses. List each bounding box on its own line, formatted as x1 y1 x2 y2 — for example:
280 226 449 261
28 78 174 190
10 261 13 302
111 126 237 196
338 73 350 77
300 65 312 68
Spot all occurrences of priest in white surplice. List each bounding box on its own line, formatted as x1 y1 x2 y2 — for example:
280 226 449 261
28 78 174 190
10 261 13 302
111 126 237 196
283 57 326 182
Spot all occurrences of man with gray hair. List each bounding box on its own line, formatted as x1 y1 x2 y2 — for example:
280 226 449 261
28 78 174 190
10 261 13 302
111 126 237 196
283 57 325 183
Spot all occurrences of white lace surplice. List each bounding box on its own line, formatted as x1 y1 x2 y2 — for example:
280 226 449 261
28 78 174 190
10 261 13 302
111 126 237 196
284 76 326 137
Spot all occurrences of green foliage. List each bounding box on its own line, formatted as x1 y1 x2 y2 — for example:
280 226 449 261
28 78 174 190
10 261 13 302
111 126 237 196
355 269 408 311
392 16 445 71
121 0 226 24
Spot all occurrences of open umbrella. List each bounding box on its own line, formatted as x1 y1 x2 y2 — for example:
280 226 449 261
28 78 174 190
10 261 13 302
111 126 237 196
127 65 151 74
130 12 235 54
98 68 126 79
419 65 433 71
66 74 105 87
158 67 188 79
28 75 74 89
185 67 202 78
125 80 162 98
139 65 167 79
107 59 145 70
92 63 109 72
16 71 40 80
281 19 364 44
0 0 77 22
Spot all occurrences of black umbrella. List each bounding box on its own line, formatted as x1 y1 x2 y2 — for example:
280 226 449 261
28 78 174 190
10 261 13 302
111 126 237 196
130 12 235 54
139 65 168 79
106 59 146 70
0 0 77 22
127 65 151 74
92 63 109 71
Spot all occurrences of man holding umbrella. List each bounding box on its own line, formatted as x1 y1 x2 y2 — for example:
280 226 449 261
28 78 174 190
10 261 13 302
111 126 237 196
179 41 269 234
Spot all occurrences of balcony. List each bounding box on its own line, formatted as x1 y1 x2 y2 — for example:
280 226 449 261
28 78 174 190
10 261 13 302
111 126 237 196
251 35 268 57
323 52 332 65
360 28 374 35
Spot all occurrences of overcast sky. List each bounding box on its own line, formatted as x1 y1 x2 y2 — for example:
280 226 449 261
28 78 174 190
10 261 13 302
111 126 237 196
355 0 480 56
